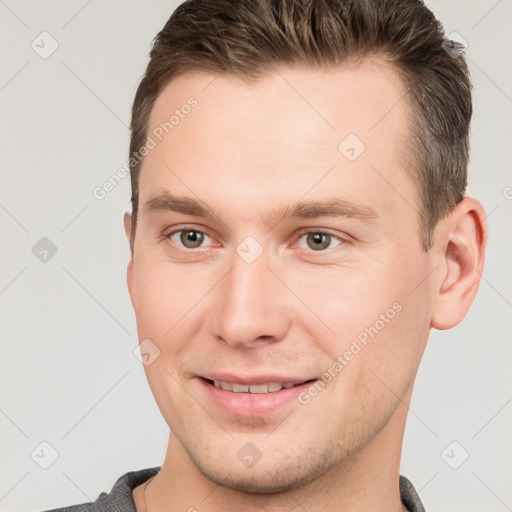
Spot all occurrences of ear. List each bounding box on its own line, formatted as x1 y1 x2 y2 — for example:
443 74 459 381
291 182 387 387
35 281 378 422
431 197 488 330
123 211 134 299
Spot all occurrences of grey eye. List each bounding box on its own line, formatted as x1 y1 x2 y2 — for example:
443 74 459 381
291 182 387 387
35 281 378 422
297 232 342 251
306 232 331 250
173 230 206 248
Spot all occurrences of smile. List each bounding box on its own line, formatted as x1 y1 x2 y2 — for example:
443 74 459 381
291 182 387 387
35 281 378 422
199 376 319 417
208 379 306 393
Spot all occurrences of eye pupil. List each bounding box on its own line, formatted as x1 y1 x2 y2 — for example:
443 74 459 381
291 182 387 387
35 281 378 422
306 232 330 250
181 230 204 248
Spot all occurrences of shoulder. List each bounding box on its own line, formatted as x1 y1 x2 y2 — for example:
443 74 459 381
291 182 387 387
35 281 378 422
41 467 161 512
399 475 426 512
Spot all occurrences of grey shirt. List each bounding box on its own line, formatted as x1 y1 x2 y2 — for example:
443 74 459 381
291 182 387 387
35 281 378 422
42 467 426 512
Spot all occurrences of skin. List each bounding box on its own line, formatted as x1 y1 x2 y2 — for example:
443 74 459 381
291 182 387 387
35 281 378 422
125 59 487 511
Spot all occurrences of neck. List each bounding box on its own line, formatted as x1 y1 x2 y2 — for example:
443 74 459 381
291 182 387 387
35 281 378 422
143 390 412 512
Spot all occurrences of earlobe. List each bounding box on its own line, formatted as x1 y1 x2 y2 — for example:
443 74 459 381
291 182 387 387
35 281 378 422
431 197 487 330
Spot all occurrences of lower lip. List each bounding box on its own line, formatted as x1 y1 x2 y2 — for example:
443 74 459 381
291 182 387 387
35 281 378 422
199 378 317 418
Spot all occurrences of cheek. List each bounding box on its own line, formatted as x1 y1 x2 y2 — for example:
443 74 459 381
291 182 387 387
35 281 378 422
288 254 431 375
288 262 401 343
131 256 208 337
131 258 197 418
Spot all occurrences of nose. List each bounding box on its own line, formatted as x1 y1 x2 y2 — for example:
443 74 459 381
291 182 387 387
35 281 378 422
208 248 291 349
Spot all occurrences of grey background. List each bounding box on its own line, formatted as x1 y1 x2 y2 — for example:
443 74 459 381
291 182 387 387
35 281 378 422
0 1 510 511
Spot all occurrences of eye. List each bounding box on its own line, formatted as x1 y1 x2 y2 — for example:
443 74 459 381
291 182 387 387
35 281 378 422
296 230 343 251
169 229 212 249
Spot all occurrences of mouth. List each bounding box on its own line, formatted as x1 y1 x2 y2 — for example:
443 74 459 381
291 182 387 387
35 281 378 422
198 375 319 417
201 377 316 394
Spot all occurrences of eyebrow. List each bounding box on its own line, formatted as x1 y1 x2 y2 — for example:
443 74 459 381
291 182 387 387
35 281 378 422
143 191 377 224
144 193 213 217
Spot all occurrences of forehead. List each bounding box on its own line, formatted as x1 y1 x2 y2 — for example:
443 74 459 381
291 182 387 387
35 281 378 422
139 60 418 227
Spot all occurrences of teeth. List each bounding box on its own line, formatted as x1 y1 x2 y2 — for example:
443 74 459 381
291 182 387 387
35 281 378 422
249 384 268 394
219 381 233 391
232 383 249 392
212 380 302 393
268 382 283 392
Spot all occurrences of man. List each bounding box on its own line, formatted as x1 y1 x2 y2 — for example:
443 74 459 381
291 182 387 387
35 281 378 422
46 0 487 510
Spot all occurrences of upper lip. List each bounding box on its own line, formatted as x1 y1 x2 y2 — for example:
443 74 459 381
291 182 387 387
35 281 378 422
200 373 315 385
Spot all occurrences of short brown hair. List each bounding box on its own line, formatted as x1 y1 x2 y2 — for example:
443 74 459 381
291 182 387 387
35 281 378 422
129 0 472 251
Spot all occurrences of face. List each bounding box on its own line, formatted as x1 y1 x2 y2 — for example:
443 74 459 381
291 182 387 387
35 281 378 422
126 60 437 492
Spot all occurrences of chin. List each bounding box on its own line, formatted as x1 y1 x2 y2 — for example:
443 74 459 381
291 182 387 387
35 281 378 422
187 444 337 494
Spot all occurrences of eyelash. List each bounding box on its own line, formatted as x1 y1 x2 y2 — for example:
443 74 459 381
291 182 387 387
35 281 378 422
165 227 345 252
